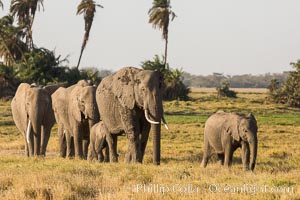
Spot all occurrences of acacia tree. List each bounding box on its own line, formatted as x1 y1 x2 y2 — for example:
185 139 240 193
76 0 103 69
148 0 176 67
10 0 44 49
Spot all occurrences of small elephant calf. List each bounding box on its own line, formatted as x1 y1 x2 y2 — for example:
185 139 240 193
88 121 109 162
201 111 258 171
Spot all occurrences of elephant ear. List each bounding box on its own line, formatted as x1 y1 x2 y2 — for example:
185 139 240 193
247 113 258 132
70 87 83 122
24 88 34 113
111 68 137 109
225 115 241 141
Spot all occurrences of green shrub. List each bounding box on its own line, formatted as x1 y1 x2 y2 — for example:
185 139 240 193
216 81 237 98
268 60 300 107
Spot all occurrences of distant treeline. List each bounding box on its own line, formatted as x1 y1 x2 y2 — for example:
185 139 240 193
182 72 290 88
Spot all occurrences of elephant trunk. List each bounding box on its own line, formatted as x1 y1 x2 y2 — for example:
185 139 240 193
249 136 258 171
144 95 163 165
152 124 161 165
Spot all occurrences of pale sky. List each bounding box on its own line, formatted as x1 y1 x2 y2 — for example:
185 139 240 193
1 0 300 75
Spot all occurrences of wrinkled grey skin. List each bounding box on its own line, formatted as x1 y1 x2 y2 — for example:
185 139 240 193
201 111 258 171
11 83 59 156
52 80 99 159
87 121 109 162
96 67 165 165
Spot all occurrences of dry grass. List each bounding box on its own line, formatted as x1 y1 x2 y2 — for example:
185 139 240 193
0 89 299 200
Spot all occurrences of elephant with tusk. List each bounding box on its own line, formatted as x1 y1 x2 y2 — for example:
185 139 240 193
201 111 258 171
96 67 169 165
11 83 59 157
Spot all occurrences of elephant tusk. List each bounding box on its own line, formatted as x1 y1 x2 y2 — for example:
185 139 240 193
26 120 31 144
162 116 169 130
144 110 159 125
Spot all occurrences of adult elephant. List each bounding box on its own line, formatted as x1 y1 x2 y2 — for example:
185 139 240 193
52 80 99 159
11 83 59 156
201 111 258 171
96 67 168 165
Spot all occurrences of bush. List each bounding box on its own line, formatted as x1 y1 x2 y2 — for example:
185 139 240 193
0 63 19 98
141 55 190 100
216 81 237 98
268 60 300 107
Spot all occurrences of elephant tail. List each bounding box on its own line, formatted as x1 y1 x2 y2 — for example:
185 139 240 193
26 120 32 143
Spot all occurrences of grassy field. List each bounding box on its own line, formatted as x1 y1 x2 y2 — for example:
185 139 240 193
0 88 299 200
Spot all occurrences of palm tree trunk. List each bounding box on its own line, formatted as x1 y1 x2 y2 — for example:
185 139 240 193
164 34 168 67
76 47 84 69
28 15 35 49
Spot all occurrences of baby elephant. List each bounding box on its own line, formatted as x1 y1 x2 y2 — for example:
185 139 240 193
201 111 258 171
88 121 109 162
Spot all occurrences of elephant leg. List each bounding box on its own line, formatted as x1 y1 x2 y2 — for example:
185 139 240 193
119 108 141 163
223 139 233 168
95 138 105 162
126 129 141 163
217 154 224 165
33 132 41 156
41 126 51 156
98 149 104 162
82 140 89 160
87 142 94 161
104 145 110 162
241 141 250 171
200 136 211 168
31 122 42 156
73 125 83 159
106 134 118 162
140 122 150 162
65 134 73 158
70 138 75 157
82 124 90 160
125 143 132 163
58 128 67 158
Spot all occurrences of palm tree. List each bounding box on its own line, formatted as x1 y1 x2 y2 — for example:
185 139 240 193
10 0 44 49
0 15 27 66
148 0 176 67
76 0 103 69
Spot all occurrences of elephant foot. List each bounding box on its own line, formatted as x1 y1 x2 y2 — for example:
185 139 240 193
250 163 256 171
243 167 250 171
109 153 118 163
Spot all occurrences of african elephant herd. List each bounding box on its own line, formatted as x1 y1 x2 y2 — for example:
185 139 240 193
10 66 258 171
